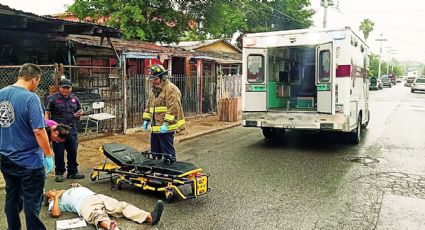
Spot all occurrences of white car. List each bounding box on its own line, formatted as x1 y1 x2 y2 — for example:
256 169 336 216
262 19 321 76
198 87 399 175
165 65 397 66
411 78 425 93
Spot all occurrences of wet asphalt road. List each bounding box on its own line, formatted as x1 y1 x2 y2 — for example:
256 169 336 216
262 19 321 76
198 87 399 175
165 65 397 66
1 83 425 230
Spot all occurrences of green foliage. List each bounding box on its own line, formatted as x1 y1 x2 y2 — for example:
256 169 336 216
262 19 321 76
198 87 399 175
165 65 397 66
68 0 314 43
369 53 404 78
359 18 374 41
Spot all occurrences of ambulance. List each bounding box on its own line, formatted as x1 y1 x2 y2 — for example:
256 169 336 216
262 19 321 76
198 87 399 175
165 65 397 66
242 27 370 144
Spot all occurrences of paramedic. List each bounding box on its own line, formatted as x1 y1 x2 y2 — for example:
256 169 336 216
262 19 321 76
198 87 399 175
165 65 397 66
142 64 185 162
45 183 164 229
0 63 54 230
45 78 85 182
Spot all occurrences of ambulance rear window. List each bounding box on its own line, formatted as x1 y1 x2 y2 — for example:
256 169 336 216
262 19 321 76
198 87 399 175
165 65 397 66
247 55 264 83
319 50 331 82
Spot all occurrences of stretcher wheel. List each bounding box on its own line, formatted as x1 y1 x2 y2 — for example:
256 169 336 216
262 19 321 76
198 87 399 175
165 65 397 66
165 188 176 203
90 171 98 181
117 181 123 190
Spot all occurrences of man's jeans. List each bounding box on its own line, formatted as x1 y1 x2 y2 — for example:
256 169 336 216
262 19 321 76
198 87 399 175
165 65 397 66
0 156 46 230
52 127 79 175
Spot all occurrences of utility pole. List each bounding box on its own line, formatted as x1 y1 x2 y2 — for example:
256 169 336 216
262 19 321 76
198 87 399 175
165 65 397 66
323 0 328 28
375 34 387 78
321 0 337 28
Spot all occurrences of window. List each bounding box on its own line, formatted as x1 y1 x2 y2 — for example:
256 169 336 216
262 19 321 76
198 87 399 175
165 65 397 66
319 50 330 82
247 55 264 83
221 64 240 75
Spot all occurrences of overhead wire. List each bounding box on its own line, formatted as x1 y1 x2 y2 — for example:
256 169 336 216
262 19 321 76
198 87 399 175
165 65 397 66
229 0 317 28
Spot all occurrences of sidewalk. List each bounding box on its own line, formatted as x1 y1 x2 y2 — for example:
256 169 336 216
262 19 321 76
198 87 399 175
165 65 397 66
0 115 240 188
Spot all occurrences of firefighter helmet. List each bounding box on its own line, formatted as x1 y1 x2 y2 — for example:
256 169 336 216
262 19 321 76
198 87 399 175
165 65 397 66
148 64 168 79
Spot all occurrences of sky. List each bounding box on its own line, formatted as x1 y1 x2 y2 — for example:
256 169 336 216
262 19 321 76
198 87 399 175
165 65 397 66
0 0 424 64
310 0 425 64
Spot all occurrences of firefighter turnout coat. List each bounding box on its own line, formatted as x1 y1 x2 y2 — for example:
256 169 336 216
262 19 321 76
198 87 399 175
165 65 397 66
143 80 185 133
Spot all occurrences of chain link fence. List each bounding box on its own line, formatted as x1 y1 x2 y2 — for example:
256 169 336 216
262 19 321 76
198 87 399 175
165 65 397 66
0 65 57 102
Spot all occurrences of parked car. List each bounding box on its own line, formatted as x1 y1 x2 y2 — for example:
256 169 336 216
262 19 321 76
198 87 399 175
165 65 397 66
405 77 416 87
411 78 425 93
369 77 383 90
381 75 392 88
396 78 402 83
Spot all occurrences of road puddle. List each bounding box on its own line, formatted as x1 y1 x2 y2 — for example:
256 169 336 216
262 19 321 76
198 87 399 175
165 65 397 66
347 156 379 164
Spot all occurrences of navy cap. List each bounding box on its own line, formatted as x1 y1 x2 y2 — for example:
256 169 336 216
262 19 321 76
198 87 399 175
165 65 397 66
59 78 72 87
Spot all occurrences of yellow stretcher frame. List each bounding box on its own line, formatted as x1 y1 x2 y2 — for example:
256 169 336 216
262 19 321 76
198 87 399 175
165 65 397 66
90 146 210 203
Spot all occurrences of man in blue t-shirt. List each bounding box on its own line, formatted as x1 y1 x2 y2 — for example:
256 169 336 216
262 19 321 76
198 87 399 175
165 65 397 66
0 63 54 230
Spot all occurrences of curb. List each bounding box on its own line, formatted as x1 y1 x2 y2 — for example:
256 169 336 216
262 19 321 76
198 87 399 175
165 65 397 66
177 122 241 143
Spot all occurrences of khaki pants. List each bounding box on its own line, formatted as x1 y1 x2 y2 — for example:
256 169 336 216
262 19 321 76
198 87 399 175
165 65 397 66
79 194 149 227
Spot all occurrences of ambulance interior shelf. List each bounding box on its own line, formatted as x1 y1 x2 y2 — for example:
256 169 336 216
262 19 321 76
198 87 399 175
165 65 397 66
267 46 316 111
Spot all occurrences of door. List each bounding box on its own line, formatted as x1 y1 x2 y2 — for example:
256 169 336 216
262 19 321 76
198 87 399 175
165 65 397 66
316 43 334 114
243 48 267 111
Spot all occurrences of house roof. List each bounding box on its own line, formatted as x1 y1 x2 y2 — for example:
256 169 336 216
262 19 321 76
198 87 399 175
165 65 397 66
168 39 242 53
0 3 121 38
69 34 169 53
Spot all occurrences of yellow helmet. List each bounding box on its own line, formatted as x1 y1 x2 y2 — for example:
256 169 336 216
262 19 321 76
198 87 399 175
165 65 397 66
148 64 168 79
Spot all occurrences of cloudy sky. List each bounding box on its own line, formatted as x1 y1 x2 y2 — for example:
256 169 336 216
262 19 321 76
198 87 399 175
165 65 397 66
1 0 424 63
310 0 425 63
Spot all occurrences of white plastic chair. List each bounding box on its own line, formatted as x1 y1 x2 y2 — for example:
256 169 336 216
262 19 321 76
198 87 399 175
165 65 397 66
84 102 116 134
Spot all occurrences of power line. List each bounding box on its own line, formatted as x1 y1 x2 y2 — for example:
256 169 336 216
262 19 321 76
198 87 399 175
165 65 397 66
230 1 317 28
255 0 310 25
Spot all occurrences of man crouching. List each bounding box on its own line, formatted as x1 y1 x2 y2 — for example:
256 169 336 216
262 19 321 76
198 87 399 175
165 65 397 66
44 183 164 229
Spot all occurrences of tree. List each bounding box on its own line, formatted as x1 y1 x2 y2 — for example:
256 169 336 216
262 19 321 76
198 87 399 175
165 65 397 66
68 0 314 43
359 19 374 41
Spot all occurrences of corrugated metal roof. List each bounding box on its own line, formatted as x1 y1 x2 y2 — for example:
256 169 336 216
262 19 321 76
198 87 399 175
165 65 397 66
69 34 169 53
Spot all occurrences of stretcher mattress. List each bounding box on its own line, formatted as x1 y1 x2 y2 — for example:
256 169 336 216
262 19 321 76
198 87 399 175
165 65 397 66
102 143 198 175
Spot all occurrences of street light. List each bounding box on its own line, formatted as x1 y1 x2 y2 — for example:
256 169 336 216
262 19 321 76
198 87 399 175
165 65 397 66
375 34 388 78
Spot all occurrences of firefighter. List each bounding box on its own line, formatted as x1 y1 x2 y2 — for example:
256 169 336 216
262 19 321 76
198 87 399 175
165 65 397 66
142 64 185 163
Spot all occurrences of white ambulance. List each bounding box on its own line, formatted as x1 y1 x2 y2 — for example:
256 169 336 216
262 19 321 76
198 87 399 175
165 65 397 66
242 27 370 144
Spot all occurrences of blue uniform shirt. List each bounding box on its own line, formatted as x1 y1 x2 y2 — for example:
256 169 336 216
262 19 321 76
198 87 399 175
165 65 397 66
45 93 81 126
0 86 46 169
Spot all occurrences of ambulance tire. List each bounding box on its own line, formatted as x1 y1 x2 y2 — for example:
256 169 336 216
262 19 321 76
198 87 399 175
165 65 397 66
348 115 361 145
262 128 285 139
361 111 370 129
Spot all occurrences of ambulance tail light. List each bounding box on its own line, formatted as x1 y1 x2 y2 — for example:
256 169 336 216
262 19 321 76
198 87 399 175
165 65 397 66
336 65 351 77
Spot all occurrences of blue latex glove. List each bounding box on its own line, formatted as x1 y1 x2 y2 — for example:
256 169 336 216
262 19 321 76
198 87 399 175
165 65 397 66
142 121 149 131
160 124 168 133
44 156 54 174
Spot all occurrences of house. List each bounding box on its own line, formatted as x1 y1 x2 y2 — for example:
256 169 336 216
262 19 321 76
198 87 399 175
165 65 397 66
0 3 121 66
163 39 242 77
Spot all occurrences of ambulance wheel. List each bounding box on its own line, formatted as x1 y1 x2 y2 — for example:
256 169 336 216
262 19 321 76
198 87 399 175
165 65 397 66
348 115 361 145
262 128 285 139
361 110 370 129
90 172 98 181
165 188 176 203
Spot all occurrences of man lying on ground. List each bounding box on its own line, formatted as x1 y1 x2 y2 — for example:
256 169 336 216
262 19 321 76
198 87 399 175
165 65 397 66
44 183 164 230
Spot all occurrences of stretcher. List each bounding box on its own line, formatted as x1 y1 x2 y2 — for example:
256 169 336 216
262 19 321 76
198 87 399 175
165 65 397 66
90 143 210 202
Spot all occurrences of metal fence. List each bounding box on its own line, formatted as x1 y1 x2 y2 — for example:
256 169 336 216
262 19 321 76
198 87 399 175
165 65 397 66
0 65 57 101
0 64 242 133
63 65 123 133
125 74 219 129
218 74 242 99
